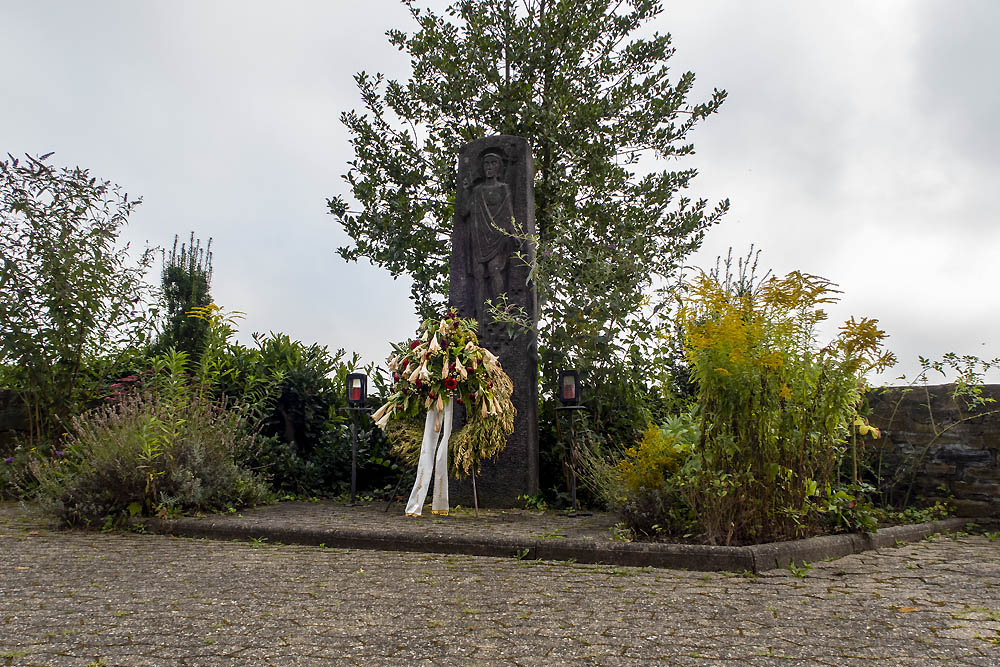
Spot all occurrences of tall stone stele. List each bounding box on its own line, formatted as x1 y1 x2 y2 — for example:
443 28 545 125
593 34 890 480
449 135 539 505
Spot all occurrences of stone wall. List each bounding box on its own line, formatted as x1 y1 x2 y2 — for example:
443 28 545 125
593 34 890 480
867 384 1000 518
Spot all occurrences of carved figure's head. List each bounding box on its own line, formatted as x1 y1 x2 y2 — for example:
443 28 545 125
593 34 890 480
481 148 505 179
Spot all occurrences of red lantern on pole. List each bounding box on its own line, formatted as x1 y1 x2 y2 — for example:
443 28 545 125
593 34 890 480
558 369 580 405
346 373 367 407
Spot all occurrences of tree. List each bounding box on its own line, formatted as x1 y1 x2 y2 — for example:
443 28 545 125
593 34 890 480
329 0 728 439
0 153 155 442
155 232 214 361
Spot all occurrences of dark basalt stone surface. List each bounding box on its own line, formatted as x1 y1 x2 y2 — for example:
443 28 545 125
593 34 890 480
449 135 539 506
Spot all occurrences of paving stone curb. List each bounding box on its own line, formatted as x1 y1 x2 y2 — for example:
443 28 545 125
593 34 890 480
142 510 970 573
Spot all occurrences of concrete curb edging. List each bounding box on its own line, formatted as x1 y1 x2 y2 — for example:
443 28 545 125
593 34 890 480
143 516 971 573
746 518 968 571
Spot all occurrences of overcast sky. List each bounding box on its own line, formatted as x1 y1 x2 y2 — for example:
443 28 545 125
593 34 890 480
3 1 997 386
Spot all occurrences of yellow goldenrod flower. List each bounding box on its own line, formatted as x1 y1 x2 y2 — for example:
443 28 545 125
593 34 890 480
761 352 784 370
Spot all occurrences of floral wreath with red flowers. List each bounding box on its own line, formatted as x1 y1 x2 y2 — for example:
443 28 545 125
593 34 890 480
372 309 515 477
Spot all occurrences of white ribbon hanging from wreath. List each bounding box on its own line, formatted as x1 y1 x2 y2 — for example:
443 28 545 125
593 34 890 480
404 398 454 516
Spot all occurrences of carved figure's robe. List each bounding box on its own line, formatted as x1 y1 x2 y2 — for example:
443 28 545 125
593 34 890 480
469 182 515 268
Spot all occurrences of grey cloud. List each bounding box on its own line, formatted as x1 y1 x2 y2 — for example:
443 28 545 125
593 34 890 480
912 1 1000 167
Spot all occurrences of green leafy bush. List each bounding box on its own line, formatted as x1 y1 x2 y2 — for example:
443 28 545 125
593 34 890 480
811 482 879 533
615 415 699 537
34 351 271 526
212 332 360 495
243 332 347 458
187 311 398 497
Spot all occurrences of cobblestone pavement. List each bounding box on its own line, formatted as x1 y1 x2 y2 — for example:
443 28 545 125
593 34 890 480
2 503 999 666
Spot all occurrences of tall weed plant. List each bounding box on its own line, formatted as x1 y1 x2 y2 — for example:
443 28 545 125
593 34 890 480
677 270 895 544
0 154 157 443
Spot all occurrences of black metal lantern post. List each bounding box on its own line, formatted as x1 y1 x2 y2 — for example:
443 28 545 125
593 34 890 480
556 369 589 517
344 372 370 505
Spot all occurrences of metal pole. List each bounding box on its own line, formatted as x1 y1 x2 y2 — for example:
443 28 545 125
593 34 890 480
471 469 479 518
568 410 578 516
384 470 406 512
349 412 358 506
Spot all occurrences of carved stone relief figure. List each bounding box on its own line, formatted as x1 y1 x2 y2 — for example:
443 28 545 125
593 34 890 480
457 148 516 320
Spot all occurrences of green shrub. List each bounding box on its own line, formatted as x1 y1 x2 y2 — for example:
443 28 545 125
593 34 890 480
619 418 696 493
213 332 358 495
245 332 347 458
811 482 879 533
615 415 698 537
254 423 397 498
188 313 398 497
33 351 271 526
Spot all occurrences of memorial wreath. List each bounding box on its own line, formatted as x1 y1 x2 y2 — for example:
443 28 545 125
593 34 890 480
372 309 515 478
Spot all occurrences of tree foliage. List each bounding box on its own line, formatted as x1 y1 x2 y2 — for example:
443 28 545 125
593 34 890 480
329 0 729 403
0 153 155 442
155 232 213 361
